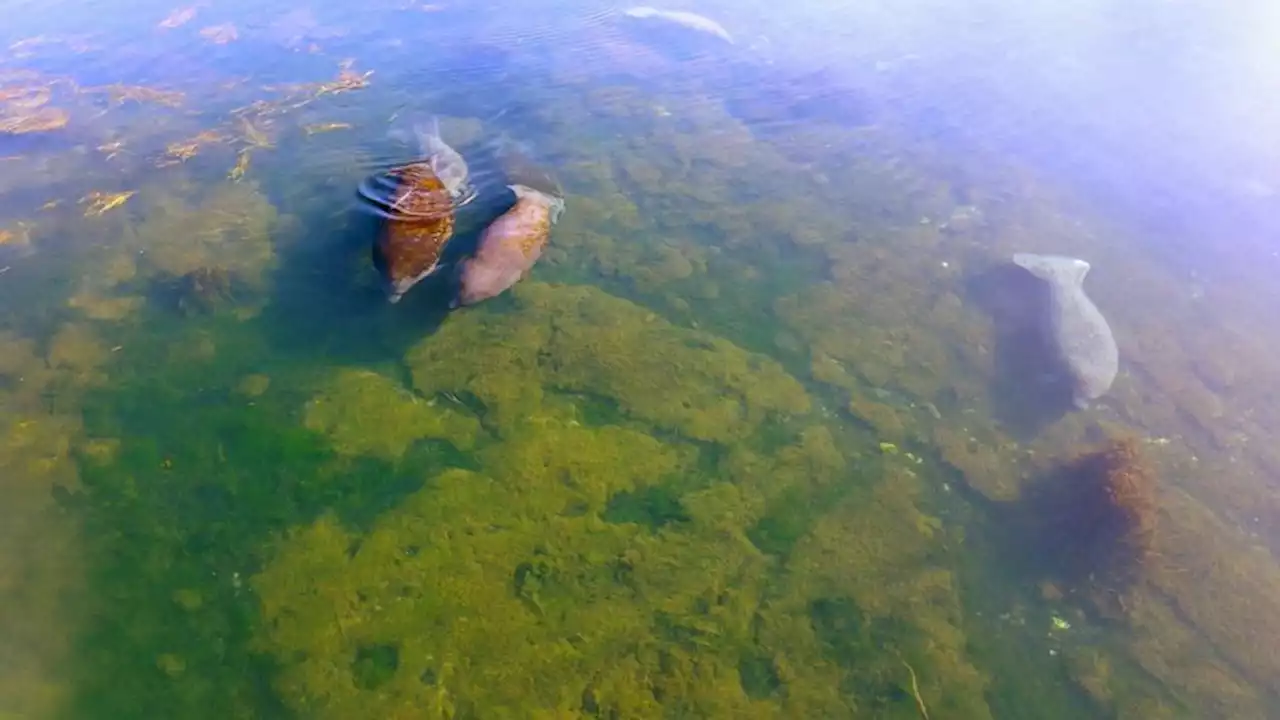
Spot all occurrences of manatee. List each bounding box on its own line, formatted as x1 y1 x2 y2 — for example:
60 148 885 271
375 162 455 303
1012 253 1119 409
454 185 564 307
622 6 734 43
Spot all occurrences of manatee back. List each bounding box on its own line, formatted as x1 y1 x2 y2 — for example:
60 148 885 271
1012 253 1119 406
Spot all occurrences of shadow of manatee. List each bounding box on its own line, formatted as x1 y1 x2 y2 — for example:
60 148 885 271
965 261 1075 440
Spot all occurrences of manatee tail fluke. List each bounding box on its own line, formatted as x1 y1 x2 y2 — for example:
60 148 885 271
413 117 444 157
1012 253 1091 288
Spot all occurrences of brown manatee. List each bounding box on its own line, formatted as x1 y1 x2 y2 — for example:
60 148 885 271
454 184 564 307
373 121 472 303
374 161 456 303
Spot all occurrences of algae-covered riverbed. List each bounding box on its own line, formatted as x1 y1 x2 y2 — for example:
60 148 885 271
3 0 1280 718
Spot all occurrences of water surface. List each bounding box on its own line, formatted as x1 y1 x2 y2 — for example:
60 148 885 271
2 1 1279 718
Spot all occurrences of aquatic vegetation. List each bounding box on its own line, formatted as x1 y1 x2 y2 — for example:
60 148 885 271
83 83 185 109
406 282 811 441
79 190 136 217
1137 487 1280 707
158 130 227 167
252 420 693 718
303 368 479 461
67 252 146 322
198 23 239 45
234 373 270 398
764 466 992 719
167 267 236 316
1016 436 1157 609
0 221 33 253
254 402 972 718
0 106 69 134
0 74 71 135
132 181 283 296
0 320 120 719
157 6 200 30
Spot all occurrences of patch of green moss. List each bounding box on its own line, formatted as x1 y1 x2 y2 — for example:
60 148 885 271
252 409 876 718
406 282 811 443
303 368 480 461
603 485 690 530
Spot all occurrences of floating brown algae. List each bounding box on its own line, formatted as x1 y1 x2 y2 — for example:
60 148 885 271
81 83 185 108
0 75 70 135
158 129 227 166
405 282 811 441
302 368 479 460
79 190 136 217
0 106 69 134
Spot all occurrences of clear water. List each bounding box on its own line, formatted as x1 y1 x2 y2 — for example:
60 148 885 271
2 0 1279 718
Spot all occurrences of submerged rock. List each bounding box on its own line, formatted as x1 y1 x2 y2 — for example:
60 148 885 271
1012 253 1119 408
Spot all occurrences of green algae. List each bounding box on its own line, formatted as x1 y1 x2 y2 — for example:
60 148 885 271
247 277 996 718
407 282 811 443
251 405 989 718
303 368 480 461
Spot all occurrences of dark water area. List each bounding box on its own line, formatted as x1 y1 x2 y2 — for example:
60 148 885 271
2 0 1280 718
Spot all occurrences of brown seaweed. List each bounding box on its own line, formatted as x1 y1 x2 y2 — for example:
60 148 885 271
1016 435 1158 612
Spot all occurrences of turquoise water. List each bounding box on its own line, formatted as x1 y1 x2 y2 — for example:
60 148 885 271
3 1 1280 718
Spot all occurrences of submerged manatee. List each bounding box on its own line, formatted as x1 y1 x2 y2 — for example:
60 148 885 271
622 6 734 43
370 119 477 302
454 185 564 307
1013 253 1119 408
375 161 456 303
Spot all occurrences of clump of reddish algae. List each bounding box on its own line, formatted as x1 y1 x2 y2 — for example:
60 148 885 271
1019 436 1157 609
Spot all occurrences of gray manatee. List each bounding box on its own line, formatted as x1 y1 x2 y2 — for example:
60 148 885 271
1012 253 1119 409
454 185 565 307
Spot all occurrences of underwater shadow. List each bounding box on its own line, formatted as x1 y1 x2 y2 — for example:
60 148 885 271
964 262 1074 440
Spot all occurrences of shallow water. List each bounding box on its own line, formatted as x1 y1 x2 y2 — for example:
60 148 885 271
2 0 1280 718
